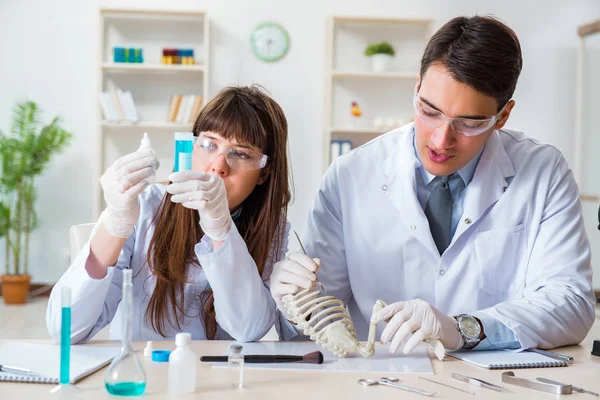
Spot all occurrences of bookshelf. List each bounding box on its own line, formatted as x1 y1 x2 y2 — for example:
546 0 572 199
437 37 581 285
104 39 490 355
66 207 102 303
101 63 206 73
323 16 433 169
96 7 209 217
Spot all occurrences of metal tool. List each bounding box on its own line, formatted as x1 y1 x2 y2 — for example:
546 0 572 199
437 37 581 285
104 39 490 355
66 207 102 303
358 377 436 397
0 364 40 377
418 376 475 395
293 230 307 255
292 230 325 292
537 378 598 396
501 371 572 395
451 372 505 391
527 348 574 364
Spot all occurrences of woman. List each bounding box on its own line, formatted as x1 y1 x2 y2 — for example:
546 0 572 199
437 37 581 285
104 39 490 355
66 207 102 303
47 85 292 343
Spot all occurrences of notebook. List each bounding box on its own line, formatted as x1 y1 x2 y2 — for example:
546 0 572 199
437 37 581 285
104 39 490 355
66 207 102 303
449 350 569 369
0 342 121 384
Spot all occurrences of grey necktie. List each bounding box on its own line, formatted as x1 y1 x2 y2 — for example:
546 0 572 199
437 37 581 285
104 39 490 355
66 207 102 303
425 174 456 254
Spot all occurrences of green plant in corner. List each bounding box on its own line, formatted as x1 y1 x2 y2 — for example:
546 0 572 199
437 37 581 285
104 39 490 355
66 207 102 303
0 101 72 303
364 41 396 57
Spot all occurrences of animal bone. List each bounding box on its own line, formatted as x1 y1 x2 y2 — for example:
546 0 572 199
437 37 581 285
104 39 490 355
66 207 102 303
282 287 446 361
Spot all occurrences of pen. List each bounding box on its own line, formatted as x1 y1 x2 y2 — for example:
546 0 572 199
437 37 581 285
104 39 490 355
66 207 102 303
0 364 40 377
527 348 574 364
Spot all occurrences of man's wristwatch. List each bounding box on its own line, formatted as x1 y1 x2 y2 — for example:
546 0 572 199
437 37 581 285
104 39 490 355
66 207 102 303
454 314 486 350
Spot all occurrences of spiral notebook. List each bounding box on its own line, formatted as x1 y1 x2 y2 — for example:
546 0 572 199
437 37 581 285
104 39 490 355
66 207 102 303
0 342 120 384
449 350 569 369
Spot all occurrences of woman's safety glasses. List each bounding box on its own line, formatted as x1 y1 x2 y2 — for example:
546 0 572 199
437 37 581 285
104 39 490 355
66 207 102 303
195 134 268 171
413 94 508 137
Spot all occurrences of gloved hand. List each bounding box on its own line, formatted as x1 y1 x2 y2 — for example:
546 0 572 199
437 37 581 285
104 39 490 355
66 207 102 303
371 299 463 354
100 149 159 238
166 171 232 241
270 252 320 314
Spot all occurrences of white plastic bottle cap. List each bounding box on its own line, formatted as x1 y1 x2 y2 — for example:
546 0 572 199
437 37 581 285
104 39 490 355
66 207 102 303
139 132 152 150
144 341 154 357
175 332 192 346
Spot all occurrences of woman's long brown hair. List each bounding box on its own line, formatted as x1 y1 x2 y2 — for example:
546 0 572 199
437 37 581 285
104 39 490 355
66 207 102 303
145 85 291 338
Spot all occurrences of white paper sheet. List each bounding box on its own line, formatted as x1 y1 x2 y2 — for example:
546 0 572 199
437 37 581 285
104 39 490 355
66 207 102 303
211 342 433 374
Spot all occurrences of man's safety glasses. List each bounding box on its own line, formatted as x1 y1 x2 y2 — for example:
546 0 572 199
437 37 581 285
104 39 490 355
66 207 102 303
413 94 508 136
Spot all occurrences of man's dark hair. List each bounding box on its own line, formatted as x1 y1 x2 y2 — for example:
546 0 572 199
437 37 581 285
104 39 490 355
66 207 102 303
420 16 522 111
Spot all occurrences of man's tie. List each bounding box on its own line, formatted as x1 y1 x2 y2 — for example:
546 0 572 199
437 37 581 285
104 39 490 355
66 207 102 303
425 174 460 254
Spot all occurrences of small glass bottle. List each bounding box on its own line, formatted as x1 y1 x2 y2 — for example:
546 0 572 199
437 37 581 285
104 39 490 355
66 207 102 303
168 333 197 393
104 269 147 396
228 344 244 389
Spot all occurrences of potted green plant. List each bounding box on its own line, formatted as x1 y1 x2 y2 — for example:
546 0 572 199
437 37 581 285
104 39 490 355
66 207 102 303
364 41 395 72
0 101 72 304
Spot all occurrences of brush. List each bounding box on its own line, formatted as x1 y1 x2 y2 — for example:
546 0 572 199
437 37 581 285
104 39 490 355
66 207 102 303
200 351 324 364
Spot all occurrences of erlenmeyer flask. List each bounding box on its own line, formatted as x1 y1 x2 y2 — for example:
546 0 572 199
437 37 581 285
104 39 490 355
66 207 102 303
104 269 146 396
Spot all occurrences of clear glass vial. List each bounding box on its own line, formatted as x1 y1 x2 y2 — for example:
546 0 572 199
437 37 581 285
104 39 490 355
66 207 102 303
228 344 244 389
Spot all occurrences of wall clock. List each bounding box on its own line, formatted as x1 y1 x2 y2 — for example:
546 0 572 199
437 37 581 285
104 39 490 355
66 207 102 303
250 22 289 62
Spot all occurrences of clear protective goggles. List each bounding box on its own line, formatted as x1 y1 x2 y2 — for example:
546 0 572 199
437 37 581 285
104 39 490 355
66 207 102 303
194 134 269 171
413 94 508 137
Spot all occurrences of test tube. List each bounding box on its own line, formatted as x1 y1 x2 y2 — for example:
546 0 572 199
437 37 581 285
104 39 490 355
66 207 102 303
174 132 193 172
60 286 72 385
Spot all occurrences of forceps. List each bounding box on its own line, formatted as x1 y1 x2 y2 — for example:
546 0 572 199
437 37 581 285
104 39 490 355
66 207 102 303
452 372 505 391
358 377 436 397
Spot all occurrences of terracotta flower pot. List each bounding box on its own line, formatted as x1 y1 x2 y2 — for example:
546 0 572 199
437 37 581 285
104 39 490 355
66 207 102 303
1 274 31 304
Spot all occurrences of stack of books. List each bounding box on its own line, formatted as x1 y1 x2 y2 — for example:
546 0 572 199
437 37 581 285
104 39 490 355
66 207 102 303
99 89 139 123
167 95 203 124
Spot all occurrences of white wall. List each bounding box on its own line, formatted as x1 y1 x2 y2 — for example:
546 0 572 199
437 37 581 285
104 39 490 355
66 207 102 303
0 0 599 285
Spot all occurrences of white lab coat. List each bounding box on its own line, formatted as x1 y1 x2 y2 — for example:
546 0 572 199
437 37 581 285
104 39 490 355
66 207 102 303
286 124 595 350
47 184 289 344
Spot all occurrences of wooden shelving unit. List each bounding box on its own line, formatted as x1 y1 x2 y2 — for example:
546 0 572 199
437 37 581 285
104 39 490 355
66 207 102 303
96 7 209 217
323 16 433 169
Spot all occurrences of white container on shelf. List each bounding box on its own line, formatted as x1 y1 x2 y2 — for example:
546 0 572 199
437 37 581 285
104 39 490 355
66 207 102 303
370 54 393 72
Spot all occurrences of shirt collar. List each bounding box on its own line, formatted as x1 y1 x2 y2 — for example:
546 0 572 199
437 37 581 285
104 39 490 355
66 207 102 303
231 206 243 221
412 127 484 187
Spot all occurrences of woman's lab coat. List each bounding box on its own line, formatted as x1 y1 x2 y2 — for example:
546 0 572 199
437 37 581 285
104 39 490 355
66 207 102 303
282 124 595 350
47 184 289 344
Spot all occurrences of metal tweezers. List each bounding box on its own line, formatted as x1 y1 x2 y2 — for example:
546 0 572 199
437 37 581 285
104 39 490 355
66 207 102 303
501 371 573 395
451 372 505 391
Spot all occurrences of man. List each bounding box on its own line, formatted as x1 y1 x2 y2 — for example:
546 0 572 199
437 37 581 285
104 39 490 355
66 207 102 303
271 15 595 353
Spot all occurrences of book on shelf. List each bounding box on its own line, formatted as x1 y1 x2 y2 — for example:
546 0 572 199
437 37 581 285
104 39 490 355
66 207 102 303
168 94 203 124
98 89 139 123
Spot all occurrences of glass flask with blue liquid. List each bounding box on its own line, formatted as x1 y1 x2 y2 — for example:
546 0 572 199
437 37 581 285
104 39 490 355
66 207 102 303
104 269 147 396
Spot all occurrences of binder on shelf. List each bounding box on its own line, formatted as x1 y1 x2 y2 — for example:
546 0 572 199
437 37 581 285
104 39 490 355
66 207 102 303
190 96 203 123
99 89 139 124
176 95 190 124
109 88 125 121
168 95 183 122
330 139 353 162
168 95 203 124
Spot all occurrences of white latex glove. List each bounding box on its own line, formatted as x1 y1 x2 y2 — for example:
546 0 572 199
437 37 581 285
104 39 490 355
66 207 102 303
100 149 158 238
371 299 463 354
166 171 232 241
270 252 320 313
